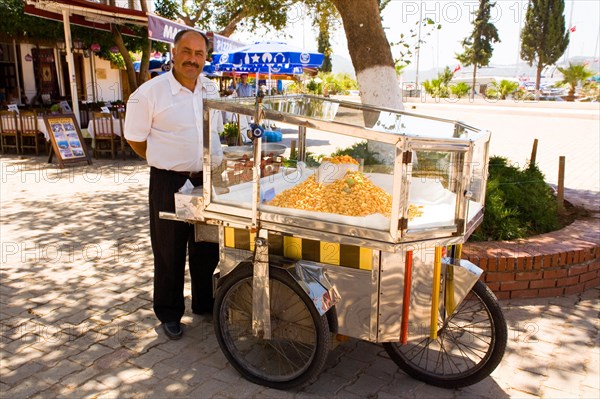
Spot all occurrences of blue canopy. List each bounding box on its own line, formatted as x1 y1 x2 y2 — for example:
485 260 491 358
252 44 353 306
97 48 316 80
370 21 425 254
212 41 324 72
214 63 303 75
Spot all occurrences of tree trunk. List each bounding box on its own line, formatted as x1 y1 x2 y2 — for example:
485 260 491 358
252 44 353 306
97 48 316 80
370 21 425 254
137 0 151 86
471 63 477 100
535 62 543 92
566 84 576 101
332 0 403 111
333 0 403 164
112 24 138 94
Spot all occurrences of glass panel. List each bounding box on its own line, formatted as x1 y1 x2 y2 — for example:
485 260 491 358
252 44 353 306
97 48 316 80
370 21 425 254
408 150 463 230
211 125 395 231
256 96 486 140
466 140 487 222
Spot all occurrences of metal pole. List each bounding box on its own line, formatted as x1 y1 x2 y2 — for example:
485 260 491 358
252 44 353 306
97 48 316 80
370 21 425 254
90 53 97 102
62 9 81 126
414 5 422 94
564 0 575 64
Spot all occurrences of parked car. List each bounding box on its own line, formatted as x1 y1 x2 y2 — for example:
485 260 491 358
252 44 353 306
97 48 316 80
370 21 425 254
133 59 170 76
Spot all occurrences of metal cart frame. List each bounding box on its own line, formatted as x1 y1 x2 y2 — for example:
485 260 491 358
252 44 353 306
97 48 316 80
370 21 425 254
164 95 507 389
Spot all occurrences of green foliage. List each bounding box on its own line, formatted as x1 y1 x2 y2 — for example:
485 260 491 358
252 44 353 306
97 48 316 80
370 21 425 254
155 0 297 36
449 82 471 98
456 0 500 68
422 67 454 98
331 142 380 165
556 63 595 100
310 2 339 73
391 17 442 71
486 79 519 99
439 66 454 85
221 122 239 138
513 88 535 101
306 79 321 94
471 156 559 241
283 151 320 168
320 72 358 94
456 0 500 98
0 0 64 44
520 0 569 89
579 79 600 102
423 78 450 98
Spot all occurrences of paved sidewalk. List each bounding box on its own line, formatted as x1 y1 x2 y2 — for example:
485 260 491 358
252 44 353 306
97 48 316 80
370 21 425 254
1 157 598 399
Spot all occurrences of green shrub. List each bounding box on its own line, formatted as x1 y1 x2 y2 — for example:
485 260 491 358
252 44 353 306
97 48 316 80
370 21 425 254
470 156 559 241
485 79 520 99
450 82 470 98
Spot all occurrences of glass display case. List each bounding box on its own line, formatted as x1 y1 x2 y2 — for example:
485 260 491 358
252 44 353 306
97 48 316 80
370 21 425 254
170 95 506 390
199 95 490 246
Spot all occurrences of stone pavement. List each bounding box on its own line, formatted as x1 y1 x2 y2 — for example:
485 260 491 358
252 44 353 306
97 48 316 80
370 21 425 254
1 154 599 399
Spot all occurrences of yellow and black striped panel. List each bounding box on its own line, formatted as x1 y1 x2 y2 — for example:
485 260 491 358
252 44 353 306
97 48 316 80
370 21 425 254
223 227 372 270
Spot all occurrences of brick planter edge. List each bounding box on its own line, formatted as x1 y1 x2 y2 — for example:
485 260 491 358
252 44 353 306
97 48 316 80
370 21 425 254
462 217 600 299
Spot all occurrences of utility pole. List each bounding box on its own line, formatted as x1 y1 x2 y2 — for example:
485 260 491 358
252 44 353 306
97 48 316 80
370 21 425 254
414 4 422 95
564 0 575 64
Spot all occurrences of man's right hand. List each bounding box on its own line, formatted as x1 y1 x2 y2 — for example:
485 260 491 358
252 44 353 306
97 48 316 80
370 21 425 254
127 140 147 159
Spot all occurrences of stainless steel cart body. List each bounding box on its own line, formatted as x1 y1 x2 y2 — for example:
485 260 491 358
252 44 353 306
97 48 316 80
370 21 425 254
167 95 506 389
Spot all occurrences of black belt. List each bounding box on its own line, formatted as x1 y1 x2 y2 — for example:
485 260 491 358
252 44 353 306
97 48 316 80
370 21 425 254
172 170 203 179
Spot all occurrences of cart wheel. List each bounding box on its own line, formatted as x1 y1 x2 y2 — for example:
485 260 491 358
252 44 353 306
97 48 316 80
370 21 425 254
213 266 331 389
383 280 507 388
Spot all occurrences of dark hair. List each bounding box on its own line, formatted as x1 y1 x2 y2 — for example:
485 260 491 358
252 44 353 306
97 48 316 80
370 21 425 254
174 29 209 48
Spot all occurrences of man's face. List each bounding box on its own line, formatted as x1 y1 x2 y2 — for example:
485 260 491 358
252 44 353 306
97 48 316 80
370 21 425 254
172 32 207 82
241 74 248 84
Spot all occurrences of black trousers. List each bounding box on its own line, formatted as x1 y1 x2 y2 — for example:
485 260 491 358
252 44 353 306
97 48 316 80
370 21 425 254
149 167 219 323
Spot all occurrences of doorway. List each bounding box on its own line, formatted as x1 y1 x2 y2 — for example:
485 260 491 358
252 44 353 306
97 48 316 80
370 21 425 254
60 52 86 100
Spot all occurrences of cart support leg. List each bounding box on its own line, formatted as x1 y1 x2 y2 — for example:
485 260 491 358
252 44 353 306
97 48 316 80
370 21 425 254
430 246 443 340
400 250 413 344
252 232 271 339
445 245 460 317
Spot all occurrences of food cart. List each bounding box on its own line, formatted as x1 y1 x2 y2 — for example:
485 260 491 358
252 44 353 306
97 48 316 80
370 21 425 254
164 94 507 389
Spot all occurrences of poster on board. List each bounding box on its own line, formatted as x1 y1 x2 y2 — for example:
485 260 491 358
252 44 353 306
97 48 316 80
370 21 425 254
44 114 92 167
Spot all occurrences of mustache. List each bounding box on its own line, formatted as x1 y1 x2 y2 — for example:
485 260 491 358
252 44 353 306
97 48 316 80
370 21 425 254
182 61 200 69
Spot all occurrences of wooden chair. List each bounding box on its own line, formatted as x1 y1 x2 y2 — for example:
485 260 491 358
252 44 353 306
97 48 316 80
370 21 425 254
92 112 120 159
116 110 134 160
0 110 20 154
19 111 46 155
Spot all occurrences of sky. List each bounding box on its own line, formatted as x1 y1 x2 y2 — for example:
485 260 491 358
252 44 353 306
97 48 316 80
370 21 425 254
231 0 600 77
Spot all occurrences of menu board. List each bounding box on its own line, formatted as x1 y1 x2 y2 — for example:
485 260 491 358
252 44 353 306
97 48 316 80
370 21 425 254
44 114 92 167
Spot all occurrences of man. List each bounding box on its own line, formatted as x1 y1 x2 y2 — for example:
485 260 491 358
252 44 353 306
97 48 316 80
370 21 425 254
235 73 254 97
124 29 222 340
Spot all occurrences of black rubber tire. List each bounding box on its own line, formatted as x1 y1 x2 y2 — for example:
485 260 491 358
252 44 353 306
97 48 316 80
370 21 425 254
383 280 507 388
213 265 331 389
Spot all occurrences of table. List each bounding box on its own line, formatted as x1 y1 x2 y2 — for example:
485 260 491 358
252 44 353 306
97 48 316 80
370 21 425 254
87 117 123 139
14 116 50 140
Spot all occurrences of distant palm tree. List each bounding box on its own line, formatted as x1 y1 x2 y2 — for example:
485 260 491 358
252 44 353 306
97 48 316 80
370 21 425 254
557 63 594 101
486 80 519 99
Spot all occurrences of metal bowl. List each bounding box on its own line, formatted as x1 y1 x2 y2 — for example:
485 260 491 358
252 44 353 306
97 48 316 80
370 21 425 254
223 143 286 160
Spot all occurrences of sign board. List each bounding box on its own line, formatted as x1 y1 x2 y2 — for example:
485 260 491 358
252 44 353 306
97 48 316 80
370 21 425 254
7 103 19 114
59 101 72 113
44 114 92 167
147 13 244 51
148 13 207 44
211 32 245 54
